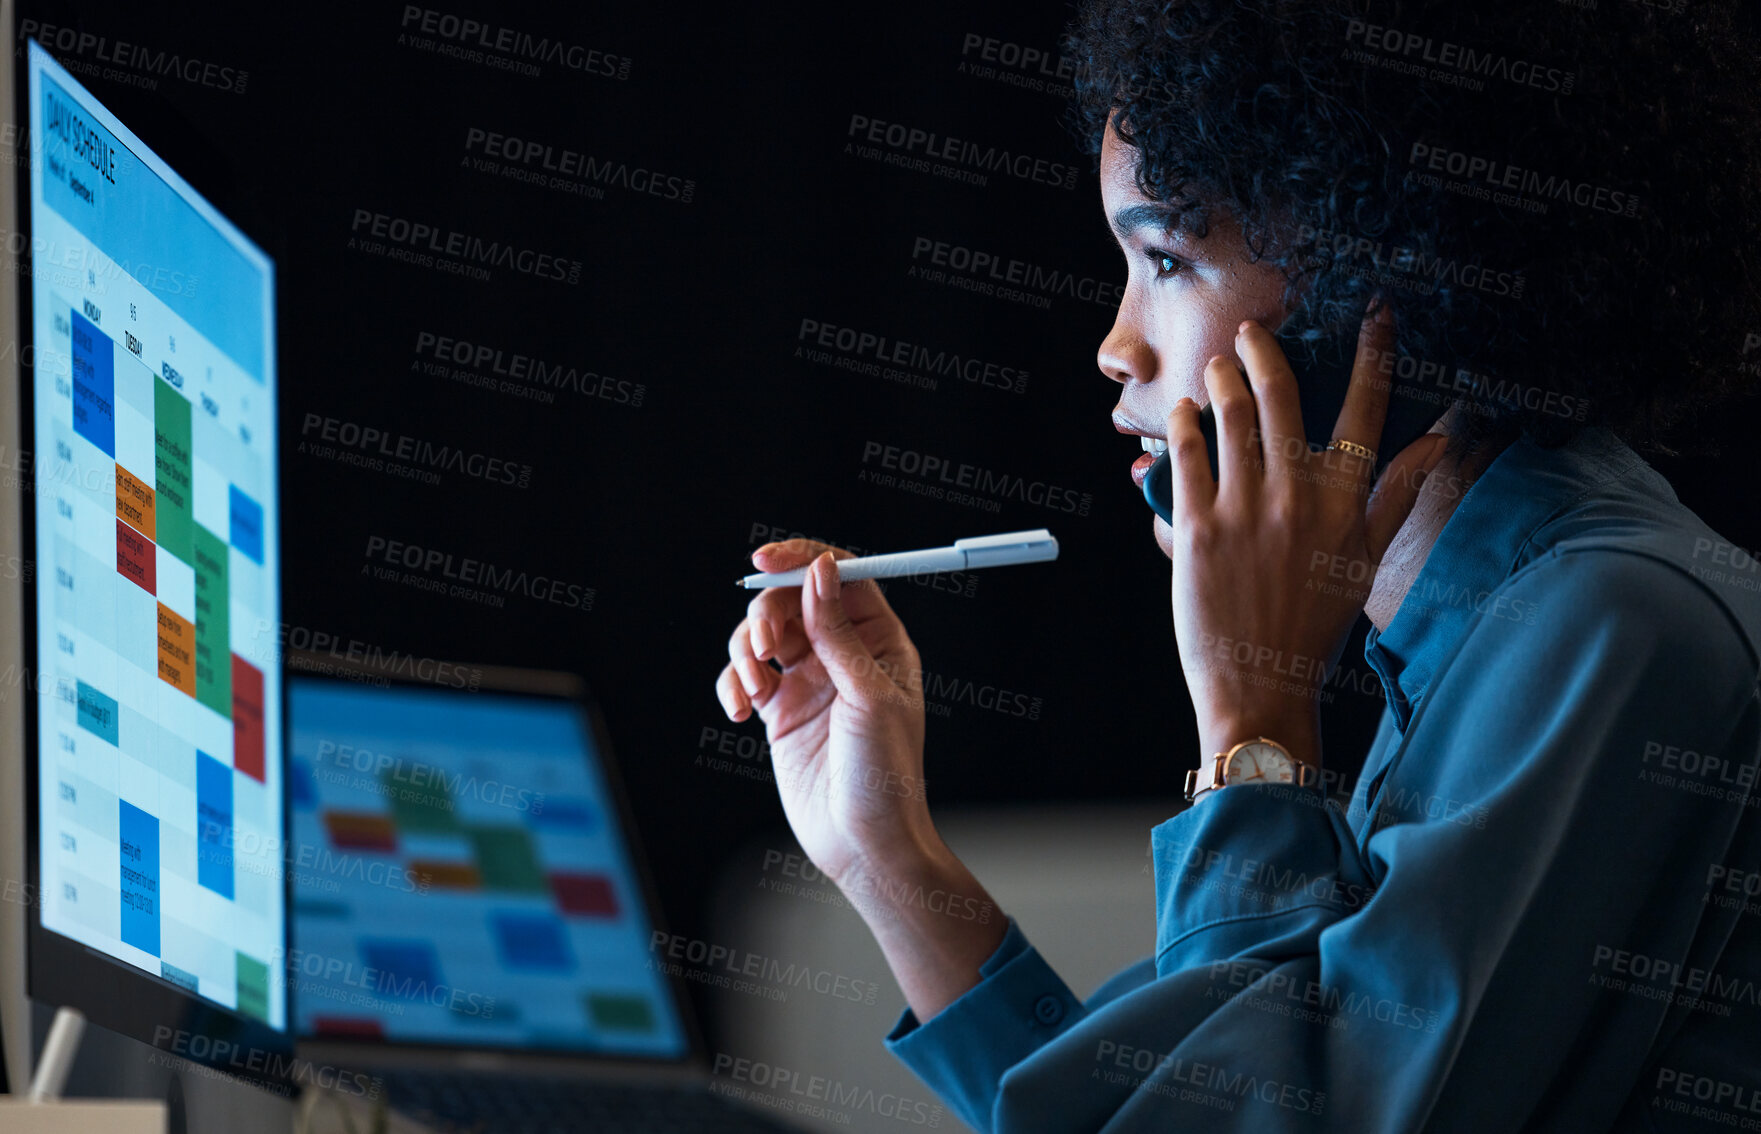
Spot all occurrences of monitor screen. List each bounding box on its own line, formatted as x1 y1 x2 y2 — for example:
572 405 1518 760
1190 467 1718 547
26 40 283 1032
288 678 688 1059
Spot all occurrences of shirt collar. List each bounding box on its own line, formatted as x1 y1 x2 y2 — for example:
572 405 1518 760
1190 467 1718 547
1363 426 1643 730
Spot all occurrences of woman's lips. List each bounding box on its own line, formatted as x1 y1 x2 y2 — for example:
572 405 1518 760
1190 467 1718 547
1131 450 1156 489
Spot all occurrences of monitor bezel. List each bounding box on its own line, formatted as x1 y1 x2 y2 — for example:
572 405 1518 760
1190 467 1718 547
283 655 710 1077
15 37 295 1093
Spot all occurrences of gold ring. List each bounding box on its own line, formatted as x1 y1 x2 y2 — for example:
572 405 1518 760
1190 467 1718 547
1327 439 1377 462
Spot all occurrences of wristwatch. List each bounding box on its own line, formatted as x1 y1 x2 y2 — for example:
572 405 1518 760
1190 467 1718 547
1184 737 1320 802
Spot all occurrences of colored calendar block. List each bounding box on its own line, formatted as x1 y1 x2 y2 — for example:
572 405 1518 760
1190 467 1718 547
586 993 655 1033
197 751 234 899
155 603 197 697
153 377 193 563
115 518 155 593
323 811 397 853
548 872 619 917
75 680 118 745
119 800 160 956
116 465 156 539
229 485 263 564
489 912 574 972
193 525 230 717
232 655 265 782
71 312 115 457
468 827 546 893
236 952 270 1022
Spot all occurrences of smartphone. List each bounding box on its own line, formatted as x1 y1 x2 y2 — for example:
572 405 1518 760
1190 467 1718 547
1142 322 1440 524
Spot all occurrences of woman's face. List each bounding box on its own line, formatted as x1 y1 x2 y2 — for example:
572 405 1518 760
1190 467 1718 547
1097 125 1291 559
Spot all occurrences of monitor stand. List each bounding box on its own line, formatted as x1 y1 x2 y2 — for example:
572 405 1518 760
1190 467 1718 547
11 1001 292 1134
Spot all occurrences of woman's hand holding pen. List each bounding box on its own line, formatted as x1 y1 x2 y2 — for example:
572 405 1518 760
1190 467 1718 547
1163 307 1450 772
715 541 1006 1021
716 541 933 889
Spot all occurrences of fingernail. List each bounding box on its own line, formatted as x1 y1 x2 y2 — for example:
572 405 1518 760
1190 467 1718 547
752 618 774 659
735 658 760 698
1238 320 1255 335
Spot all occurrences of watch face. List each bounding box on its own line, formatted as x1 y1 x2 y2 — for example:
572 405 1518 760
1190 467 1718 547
1224 742 1297 786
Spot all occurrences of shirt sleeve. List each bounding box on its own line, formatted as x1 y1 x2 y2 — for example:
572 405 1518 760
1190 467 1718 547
880 548 1761 1133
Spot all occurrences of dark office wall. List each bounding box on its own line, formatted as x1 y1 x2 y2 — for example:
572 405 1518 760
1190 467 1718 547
19 0 1760 969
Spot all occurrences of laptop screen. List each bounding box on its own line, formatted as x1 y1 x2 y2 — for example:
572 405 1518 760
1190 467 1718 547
286 677 688 1059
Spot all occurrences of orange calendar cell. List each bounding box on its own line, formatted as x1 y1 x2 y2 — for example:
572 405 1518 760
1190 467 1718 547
155 603 197 697
115 465 155 539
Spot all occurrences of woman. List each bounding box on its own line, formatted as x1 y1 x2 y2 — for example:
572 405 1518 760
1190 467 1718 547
716 2 1761 1129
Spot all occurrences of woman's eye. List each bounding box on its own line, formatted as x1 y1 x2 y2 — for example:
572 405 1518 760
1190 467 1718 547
1146 248 1185 280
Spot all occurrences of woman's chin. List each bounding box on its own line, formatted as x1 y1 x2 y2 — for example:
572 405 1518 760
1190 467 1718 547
1152 514 1174 560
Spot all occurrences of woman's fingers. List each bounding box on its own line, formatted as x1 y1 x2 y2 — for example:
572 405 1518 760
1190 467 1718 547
1203 354 1261 498
752 539 898 628
1365 432 1450 563
1329 300 1398 493
1164 397 1214 515
1233 321 1304 485
800 552 884 703
716 662 750 721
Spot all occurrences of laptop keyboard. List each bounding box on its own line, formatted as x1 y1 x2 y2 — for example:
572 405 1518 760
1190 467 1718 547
378 1069 794 1134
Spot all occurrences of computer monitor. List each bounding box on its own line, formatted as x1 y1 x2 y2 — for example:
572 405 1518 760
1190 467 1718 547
2 35 294 1121
287 672 693 1062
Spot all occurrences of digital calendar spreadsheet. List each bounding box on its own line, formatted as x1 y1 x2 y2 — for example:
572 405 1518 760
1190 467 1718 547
28 39 284 1030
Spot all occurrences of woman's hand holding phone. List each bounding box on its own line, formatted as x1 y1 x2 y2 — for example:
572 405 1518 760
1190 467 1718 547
1164 305 1450 773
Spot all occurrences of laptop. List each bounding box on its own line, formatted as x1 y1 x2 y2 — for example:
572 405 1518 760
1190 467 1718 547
283 653 793 1133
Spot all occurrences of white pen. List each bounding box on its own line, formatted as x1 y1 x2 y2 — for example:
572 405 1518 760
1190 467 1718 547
736 529 1059 588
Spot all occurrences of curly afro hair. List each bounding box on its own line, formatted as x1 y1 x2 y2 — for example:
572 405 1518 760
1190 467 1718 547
1065 0 1761 456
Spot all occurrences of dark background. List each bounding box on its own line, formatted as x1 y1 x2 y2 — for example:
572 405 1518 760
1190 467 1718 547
20 0 1759 1035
